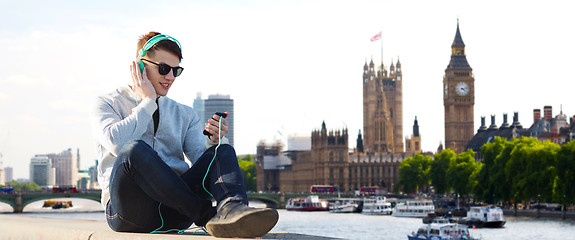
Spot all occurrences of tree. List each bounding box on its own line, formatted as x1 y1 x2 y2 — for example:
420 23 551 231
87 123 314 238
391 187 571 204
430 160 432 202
5 181 41 191
238 155 257 192
430 149 455 194
398 153 433 194
446 149 479 197
475 137 510 203
554 140 575 206
506 137 558 203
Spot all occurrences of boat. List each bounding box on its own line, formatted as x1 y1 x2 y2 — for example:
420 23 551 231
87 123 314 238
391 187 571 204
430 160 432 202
463 205 506 228
51 201 72 209
423 213 442 224
361 196 393 215
393 199 435 218
408 218 479 240
286 195 329 211
43 200 73 209
329 199 362 213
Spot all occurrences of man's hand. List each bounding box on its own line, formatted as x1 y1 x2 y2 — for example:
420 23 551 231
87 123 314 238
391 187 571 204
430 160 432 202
205 112 229 142
130 60 157 101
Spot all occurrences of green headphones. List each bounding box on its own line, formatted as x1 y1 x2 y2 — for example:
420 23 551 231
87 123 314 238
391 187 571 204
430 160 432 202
138 34 182 73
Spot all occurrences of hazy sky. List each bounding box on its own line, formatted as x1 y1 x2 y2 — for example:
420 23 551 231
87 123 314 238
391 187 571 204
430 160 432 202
1 0 573 179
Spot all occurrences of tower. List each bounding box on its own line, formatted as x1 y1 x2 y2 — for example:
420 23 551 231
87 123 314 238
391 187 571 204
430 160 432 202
311 122 349 191
204 94 234 146
362 57 404 154
405 116 421 155
443 21 475 153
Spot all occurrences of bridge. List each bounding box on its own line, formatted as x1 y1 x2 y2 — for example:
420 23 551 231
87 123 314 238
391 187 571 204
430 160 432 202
0 192 101 213
0 191 351 213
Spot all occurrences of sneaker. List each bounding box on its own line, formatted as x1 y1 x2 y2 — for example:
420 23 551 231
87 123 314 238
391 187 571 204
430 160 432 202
205 201 279 238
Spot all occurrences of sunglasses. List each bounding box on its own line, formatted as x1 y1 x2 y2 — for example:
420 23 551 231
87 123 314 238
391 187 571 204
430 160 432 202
141 59 184 77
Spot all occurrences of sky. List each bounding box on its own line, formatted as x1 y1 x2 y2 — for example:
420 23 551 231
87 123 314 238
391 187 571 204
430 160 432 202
0 0 573 179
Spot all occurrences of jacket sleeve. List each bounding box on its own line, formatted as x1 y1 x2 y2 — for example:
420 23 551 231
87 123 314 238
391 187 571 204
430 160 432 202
90 96 157 156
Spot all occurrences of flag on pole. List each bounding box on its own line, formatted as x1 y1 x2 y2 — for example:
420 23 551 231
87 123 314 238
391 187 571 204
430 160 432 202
370 31 382 42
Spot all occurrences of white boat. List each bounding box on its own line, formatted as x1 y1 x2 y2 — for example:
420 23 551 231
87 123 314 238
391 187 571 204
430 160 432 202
329 199 362 213
286 195 329 211
407 219 479 240
362 196 393 215
393 199 435 218
464 205 506 228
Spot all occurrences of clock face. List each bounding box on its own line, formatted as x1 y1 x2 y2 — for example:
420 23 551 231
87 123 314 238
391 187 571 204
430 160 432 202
456 82 470 96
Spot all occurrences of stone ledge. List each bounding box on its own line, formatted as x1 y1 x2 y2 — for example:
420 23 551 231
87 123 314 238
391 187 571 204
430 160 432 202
0 214 342 239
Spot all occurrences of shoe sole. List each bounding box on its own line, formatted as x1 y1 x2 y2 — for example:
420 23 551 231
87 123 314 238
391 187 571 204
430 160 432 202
205 208 279 238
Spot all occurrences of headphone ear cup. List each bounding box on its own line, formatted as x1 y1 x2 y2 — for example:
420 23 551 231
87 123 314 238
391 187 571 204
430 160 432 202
138 60 145 74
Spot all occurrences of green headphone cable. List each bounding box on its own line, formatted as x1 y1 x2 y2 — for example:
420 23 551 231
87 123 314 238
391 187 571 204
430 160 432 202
150 117 222 234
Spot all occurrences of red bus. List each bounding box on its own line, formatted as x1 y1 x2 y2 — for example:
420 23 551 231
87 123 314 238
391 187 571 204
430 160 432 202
359 186 378 196
53 185 77 193
310 185 338 194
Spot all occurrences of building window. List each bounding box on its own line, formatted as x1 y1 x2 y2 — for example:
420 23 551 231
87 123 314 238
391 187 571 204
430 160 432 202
329 152 334 162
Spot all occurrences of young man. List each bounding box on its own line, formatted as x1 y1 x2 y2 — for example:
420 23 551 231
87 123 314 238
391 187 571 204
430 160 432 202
90 31 278 238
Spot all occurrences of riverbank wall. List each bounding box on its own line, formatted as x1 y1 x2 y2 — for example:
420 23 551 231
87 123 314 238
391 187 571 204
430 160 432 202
503 209 575 220
0 214 341 240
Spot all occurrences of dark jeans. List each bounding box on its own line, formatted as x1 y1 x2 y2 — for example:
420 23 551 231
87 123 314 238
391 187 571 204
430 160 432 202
105 140 248 232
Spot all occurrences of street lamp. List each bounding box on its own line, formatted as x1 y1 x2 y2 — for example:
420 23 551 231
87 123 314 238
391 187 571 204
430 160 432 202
563 194 567 220
514 193 518 217
537 194 541 218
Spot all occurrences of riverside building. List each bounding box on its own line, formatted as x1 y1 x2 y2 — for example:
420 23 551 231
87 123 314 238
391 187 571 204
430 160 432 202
467 106 575 161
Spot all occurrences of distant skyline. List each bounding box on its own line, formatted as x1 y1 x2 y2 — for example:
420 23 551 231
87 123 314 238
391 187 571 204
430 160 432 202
1 0 574 179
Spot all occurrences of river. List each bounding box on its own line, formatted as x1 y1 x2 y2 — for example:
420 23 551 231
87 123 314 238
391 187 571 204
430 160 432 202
1 199 575 239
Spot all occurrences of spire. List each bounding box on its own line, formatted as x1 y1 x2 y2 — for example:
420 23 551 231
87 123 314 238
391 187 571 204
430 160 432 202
452 19 465 48
357 130 364 153
446 19 471 70
413 116 420 137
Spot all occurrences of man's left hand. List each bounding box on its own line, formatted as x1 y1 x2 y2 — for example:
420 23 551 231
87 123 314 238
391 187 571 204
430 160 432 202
205 112 229 142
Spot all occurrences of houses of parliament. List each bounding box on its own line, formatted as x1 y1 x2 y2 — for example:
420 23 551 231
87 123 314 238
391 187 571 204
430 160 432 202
256 22 474 193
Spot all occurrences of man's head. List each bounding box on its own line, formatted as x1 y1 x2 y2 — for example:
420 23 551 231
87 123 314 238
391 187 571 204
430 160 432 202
136 32 183 97
136 31 182 61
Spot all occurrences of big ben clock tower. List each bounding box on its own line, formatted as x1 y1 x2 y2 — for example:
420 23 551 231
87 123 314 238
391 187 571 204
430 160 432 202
443 21 474 153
